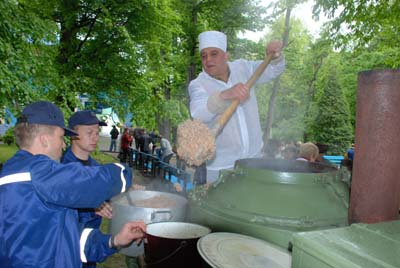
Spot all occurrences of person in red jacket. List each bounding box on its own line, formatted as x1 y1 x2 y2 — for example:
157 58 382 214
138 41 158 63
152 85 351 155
120 128 133 166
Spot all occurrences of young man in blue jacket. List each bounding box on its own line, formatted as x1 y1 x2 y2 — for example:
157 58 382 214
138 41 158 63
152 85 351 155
62 110 112 224
62 110 122 267
0 101 146 268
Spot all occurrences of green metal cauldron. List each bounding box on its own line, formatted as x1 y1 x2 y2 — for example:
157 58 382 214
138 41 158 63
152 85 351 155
187 158 350 250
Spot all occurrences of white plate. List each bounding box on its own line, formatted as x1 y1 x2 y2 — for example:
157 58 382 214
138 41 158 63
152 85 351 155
197 232 292 268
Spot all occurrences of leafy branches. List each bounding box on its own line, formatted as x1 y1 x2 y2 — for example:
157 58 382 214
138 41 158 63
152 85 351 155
313 0 400 60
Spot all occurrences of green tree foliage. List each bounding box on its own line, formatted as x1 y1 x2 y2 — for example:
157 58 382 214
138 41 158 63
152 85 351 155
4 0 392 150
309 0 400 140
251 0 309 145
178 0 268 81
1 0 268 140
254 17 357 152
0 0 57 115
45 0 184 116
313 0 400 66
1 0 188 133
256 16 313 141
337 48 395 128
308 56 352 154
2 127 15 145
300 36 333 141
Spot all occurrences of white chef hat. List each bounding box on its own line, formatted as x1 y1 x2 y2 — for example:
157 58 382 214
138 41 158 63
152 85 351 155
198 31 227 52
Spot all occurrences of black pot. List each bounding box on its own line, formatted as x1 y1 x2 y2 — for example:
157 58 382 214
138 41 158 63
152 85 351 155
145 222 211 268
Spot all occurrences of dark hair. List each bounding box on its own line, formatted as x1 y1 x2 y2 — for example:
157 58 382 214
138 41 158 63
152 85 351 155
315 143 329 154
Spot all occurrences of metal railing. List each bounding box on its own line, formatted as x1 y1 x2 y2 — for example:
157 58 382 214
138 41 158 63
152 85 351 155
129 149 192 192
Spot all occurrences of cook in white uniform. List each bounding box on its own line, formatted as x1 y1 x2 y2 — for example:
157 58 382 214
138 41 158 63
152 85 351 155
189 30 285 182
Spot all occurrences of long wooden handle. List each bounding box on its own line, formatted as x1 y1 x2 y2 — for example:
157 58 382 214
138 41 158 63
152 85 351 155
211 54 274 135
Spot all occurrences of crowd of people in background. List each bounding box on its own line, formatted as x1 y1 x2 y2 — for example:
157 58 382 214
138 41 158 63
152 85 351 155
264 139 353 166
264 139 318 162
109 126 175 167
263 140 354 184
108 124 354 171
104 123 356 191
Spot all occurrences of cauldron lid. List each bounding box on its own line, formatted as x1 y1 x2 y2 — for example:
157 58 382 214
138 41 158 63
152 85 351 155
197 232 291 268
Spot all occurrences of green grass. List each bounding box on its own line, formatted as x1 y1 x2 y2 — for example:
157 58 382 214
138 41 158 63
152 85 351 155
0 144 18 164
98 219 129 268
92 149 119 164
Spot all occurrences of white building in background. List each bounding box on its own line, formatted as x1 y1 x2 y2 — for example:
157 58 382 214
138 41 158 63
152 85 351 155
97 107 121 138
77 94 121 138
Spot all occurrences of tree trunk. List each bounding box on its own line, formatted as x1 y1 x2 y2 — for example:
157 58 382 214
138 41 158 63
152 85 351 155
56 0 80 72
156 82 172 140
186 6 198 110
264 79 280 141
262 7 291 150
302 56 324 142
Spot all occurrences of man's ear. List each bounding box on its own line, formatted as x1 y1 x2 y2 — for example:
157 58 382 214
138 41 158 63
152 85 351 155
225 52 230 61
39 133 49 148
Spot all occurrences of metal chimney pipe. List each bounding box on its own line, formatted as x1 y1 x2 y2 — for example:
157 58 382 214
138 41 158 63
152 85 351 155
349 69 400 224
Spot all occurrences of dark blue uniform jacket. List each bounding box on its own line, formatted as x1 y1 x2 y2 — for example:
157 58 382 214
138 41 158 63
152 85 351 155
0 150 131 268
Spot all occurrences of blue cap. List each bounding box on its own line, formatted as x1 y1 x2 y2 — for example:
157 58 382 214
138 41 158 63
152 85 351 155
18 101 78 136
68 110 107 129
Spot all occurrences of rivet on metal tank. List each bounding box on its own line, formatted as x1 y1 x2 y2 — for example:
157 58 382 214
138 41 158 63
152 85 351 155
349 69 400 224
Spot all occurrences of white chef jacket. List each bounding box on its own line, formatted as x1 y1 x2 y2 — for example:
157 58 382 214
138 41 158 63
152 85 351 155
189 58 285 182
